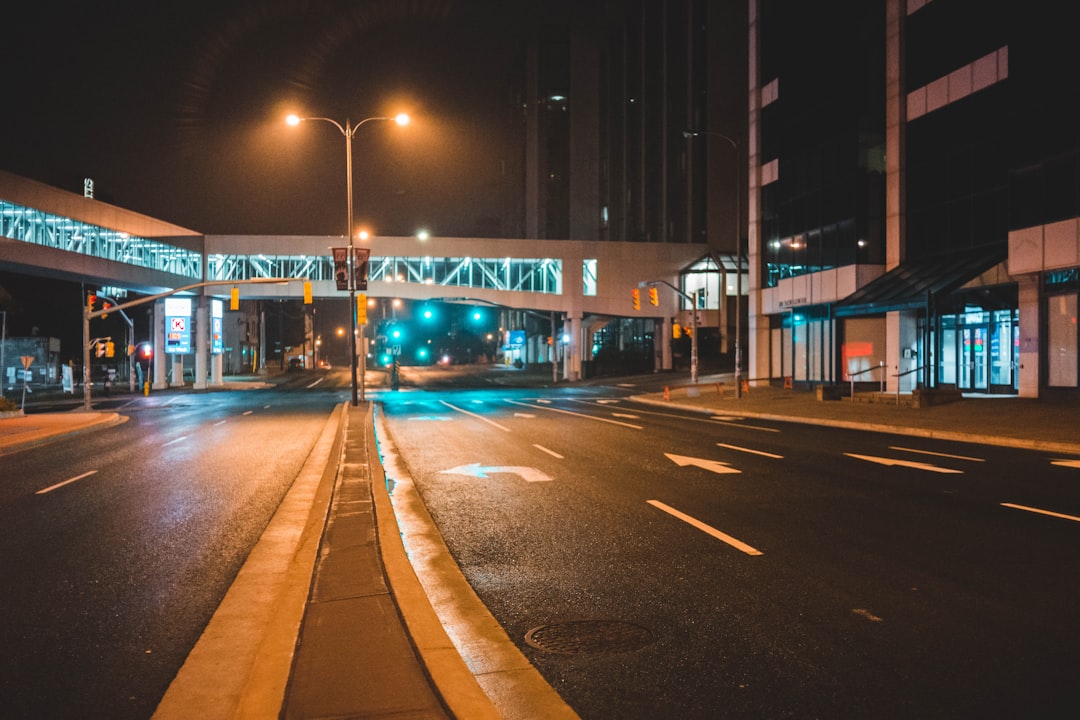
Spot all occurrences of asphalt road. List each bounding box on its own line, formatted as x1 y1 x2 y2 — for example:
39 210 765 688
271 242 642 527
0 377 342 719
379 379 1080 719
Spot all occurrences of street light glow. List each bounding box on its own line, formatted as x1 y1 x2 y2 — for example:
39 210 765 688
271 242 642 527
395 113 410 126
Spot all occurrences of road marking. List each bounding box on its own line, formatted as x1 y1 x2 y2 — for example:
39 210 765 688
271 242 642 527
514 412 536 418
647 500 763 556
533 444 564 459
36 470 98 495
852 608 883 622
242 410 253 416
213 420 227 426
612 412 640 419
263 404 271 409
505 399 643 429
536 399 552 404
845 453 963 474
665 453 741 475
717 442 783 459
1001 503 1080 523
440 400 511 432
441 463 553 482
306 378 324 388
1051 459 1080 469
708 418 781 433
163 436 188 447
890 446 984 462
596 399 619 404
407 416 453 422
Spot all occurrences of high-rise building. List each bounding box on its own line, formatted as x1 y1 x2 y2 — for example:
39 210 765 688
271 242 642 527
749 0 1080 398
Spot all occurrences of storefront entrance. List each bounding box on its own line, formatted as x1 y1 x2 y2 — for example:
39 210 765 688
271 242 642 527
937 309 1018 394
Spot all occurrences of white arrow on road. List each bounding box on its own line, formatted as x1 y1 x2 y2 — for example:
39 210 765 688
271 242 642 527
844 453 963 474
440 463 553 482
665 453 741 475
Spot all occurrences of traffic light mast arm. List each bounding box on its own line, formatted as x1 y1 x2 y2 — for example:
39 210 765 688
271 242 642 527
85 277 305 320
81 277 308 411
639 280 699 385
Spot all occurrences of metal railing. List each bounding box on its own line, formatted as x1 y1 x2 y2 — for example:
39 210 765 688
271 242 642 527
891 365 926 405
846 361 885 400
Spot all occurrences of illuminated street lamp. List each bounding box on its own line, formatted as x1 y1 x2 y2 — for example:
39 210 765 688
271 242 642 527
286 111 409 404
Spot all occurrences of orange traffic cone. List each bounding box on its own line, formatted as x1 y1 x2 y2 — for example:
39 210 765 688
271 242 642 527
663 386 670 401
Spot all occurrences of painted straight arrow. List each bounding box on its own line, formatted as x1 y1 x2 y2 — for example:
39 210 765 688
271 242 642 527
440 463 553 482
844 453 963 474
664 453 741 475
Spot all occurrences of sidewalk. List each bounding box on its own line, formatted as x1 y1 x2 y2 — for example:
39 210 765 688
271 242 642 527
633 376 1080 456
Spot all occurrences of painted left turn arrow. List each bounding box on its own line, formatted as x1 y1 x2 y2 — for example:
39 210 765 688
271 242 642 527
665 453 741 475
440 463 553 482
844 453 963 474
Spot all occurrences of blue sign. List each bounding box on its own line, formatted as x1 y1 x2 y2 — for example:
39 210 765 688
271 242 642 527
211 300 224 354
509 330 526 347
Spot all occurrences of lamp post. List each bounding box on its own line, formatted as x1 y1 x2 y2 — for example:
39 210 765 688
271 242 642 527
685 130 742 397
286 112 409 405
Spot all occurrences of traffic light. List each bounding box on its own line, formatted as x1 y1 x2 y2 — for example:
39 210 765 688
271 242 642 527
95 342 105 358
357 294 367 325
631 288 640 310
230 287 240 311
87 291 97 313
101 301 111 319
648 287 659 306
105 341 115 358
140 344 153 360
303 281 312 304
673 322 682 339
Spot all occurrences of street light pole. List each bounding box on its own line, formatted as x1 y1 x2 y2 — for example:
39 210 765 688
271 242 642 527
287 112 409 406
685 130 742 397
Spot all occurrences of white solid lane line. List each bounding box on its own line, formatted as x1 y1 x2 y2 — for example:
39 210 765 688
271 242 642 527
504 399 643 429
163 436 188 446
716 442 783 459
889 446 985 462
37 470 98 495
440 400 512 432
1001 503 1080 524
647 500 763 556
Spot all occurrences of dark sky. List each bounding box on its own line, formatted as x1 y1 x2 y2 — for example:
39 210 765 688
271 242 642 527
0 1 552 237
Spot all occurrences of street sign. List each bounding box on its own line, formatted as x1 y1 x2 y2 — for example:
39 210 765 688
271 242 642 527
164 297 192 354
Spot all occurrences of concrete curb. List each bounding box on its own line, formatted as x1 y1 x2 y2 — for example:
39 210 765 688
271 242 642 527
373 407 581 720
152 405 344 720
631 395 1080 456
0 412 127 457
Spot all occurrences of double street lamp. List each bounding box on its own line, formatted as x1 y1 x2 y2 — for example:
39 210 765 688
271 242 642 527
684 130 743 397
286 112 410 405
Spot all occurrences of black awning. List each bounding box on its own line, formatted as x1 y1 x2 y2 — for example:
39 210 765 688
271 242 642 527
833 245 1008 317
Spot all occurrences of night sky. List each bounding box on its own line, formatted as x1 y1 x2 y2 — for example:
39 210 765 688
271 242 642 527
0 0 559 237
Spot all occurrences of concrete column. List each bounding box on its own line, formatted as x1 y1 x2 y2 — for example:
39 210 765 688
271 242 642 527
194 297 208 389
211 352 223 386
153 300 167 390
1017 273 1040 398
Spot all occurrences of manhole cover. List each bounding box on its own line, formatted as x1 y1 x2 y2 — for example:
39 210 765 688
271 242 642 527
524 620 653 654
